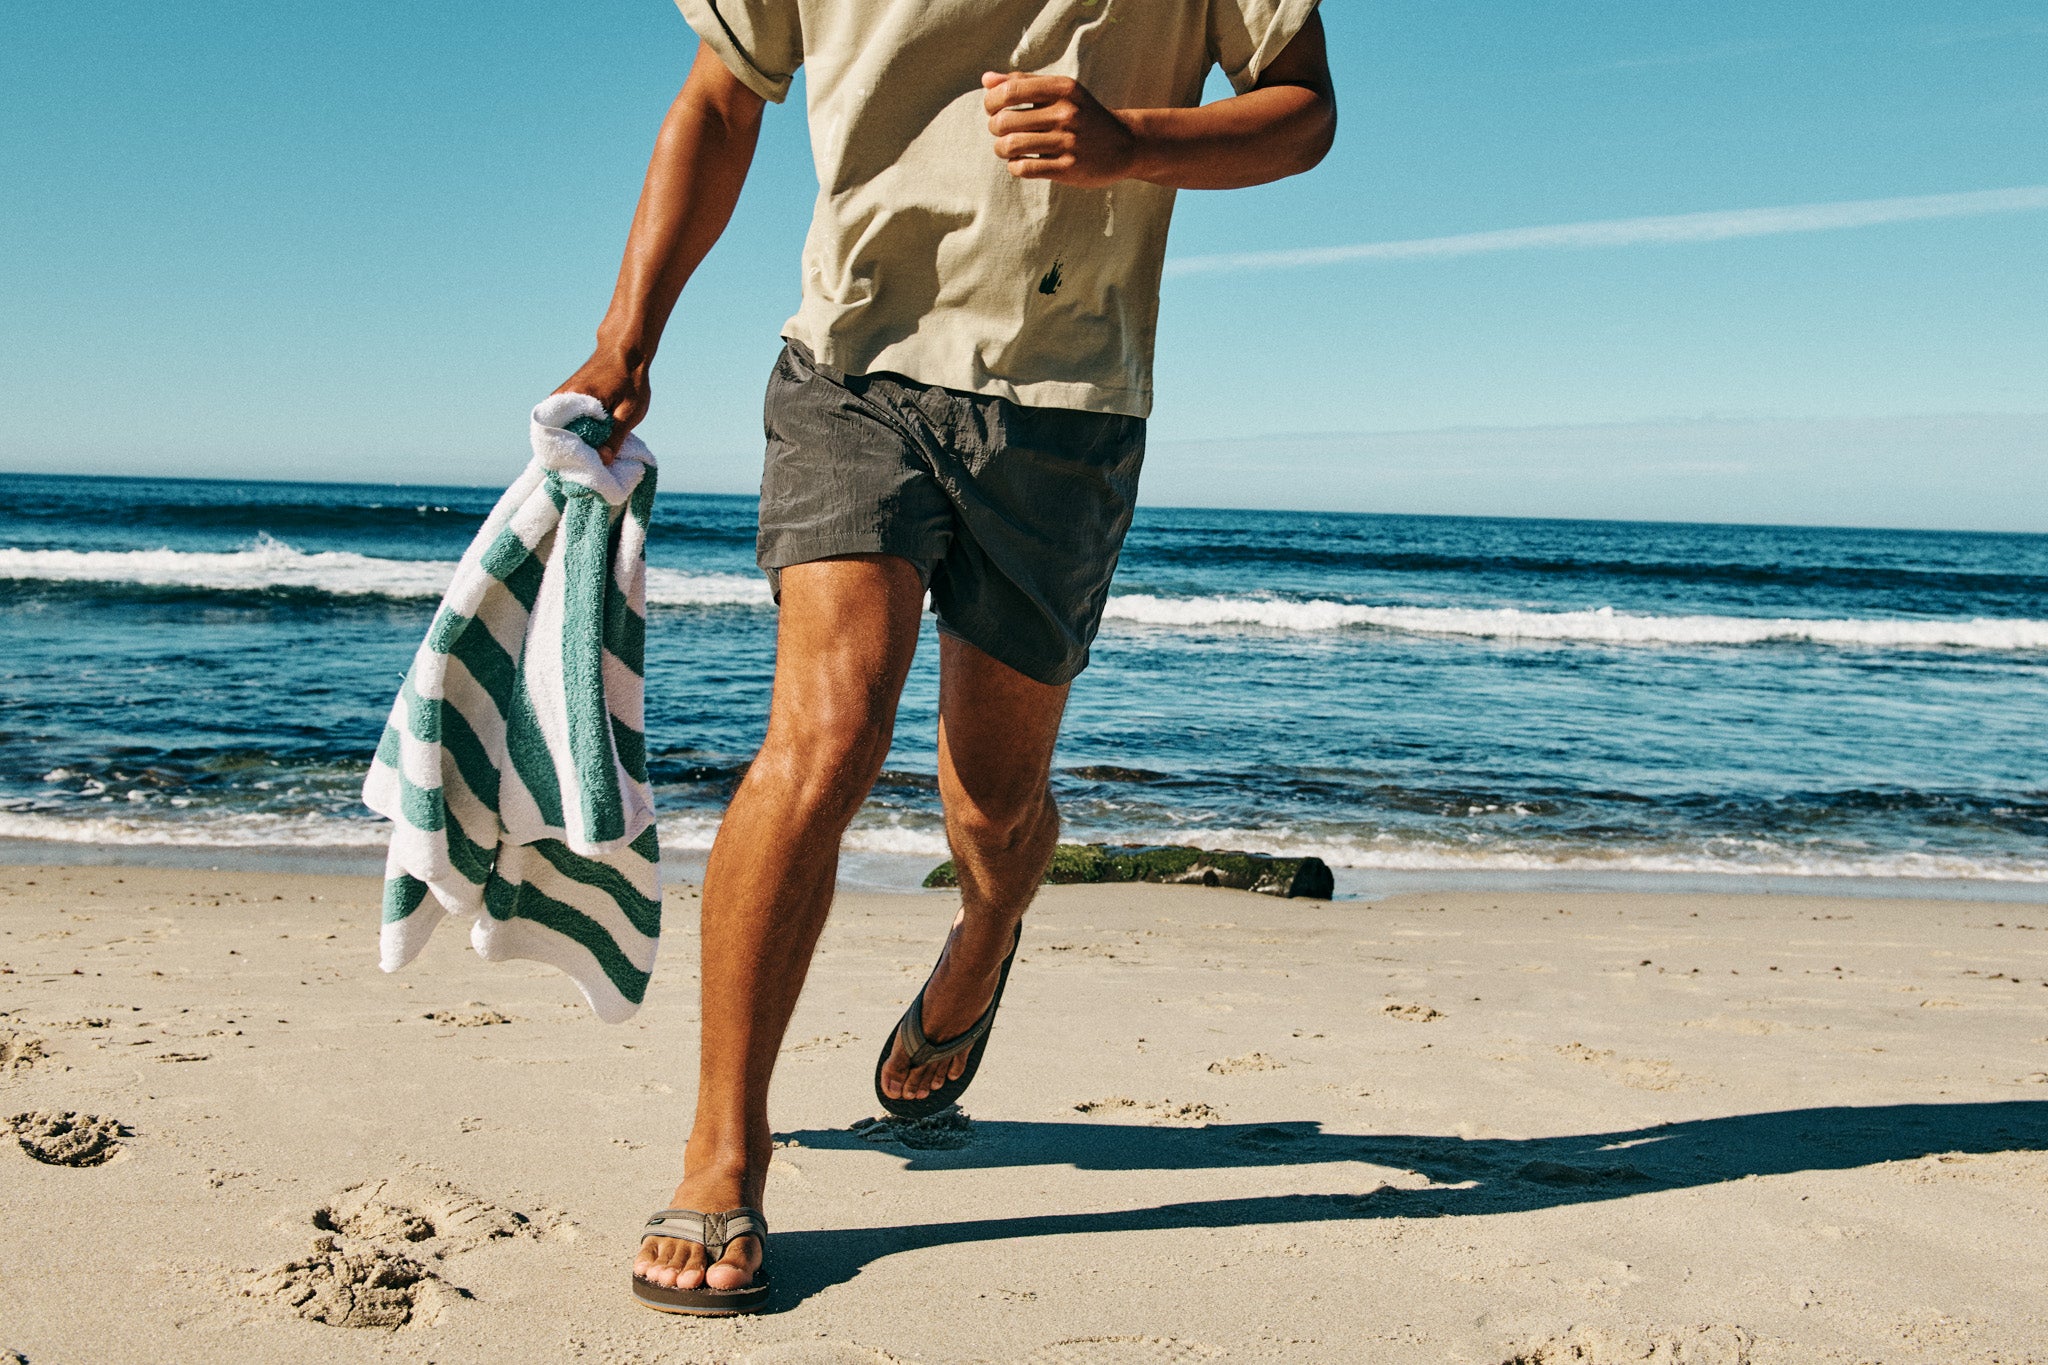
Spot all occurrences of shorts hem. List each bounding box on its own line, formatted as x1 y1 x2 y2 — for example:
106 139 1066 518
758 533 940 590
932 618 1088 688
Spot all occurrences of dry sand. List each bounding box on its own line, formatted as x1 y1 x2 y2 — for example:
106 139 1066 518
2 863 2045 1364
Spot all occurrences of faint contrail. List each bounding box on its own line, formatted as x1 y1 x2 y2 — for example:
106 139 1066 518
1163 185 2048 277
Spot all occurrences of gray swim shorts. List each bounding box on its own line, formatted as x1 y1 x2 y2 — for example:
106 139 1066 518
756 340 1146 686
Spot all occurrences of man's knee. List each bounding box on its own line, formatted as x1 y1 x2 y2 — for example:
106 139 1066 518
754 695 897 822
947 783 1057 857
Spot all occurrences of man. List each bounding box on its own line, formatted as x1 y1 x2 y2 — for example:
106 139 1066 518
557 0 1335 1314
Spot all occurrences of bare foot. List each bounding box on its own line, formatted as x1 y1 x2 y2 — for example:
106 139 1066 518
878 909 1020 1102
633 1151 766 1292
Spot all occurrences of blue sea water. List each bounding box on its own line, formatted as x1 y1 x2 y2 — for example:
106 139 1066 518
2 470 2044 896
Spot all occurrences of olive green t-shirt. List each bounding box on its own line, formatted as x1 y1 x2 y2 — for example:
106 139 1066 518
674 0 1321 417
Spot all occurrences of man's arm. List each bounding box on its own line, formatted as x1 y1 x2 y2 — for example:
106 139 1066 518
982 12 1334 191
557 46 767 459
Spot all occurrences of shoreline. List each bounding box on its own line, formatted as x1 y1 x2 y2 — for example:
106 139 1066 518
4 835 2047 905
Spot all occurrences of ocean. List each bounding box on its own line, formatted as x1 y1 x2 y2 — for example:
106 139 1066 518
2 470 2044 898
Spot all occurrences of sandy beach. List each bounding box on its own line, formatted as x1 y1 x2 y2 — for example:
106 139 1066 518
2 863 2045 1363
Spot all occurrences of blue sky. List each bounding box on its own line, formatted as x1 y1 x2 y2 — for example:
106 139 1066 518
4 1 2045 529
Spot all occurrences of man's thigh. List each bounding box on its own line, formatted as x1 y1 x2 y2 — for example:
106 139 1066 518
764 555 926 746
936 632 1070 810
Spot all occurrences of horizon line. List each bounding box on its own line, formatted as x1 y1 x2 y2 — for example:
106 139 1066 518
1164 185 2048 276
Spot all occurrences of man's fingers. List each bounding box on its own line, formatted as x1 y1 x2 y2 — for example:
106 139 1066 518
989 103 1070 136
994 131 1074 161
1007 153 1078 180
981 73 1075 116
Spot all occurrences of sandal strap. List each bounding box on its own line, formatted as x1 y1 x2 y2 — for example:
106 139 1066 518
895 923 1023 1068
897 984 996 1067
641 1206 767 1261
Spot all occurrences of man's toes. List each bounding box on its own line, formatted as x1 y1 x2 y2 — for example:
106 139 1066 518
637 1238 677 1287
703 1236 760 1291
674 1240 713 1289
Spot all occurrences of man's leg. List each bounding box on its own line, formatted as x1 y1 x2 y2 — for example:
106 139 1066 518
878 632 1069 1102
637 554 925 1292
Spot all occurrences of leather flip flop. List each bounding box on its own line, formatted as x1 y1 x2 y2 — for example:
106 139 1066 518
630 1206 770 1315
874 922 1023 1119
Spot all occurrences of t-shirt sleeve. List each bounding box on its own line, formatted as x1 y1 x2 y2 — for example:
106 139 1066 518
673 0 803 104
1208 0 1322 94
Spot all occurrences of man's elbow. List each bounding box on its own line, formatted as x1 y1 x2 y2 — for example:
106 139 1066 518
1286 92 1336 178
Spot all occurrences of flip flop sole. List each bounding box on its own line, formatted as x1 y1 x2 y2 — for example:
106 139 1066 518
631 1274 771 1315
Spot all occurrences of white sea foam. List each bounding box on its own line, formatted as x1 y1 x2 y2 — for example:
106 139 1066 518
5 808 2041 885
7 540 2044 649
0 538 771 607
1101 595 2048 651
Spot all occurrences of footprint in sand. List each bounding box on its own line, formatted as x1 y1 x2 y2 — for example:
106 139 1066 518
421 1005 512 1027
1074 1097 1222 1125
1381 1002 1444 1022
1206 1051 1283 1075
8 1109 128 1166
248 1178 555 1329
0 1031 50 1074
247 1240 460 1329
1499 1324 1756 1365
1555 1041 1682 1092
849 1109 976 1150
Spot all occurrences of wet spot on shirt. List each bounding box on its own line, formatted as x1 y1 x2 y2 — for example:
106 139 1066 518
1038 258 1064 295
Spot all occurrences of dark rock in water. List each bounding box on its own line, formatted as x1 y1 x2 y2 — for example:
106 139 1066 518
923 843 1334 899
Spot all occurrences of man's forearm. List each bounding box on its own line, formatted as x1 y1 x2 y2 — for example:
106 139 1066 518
596 49 765 367
1123 83 1335 191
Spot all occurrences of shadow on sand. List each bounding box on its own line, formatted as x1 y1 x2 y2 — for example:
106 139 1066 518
762 1101 2047 1307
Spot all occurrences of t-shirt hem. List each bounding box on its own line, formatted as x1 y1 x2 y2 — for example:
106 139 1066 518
784 330 1154 419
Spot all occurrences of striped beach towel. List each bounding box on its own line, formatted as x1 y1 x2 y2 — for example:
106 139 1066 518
363 393 662 1023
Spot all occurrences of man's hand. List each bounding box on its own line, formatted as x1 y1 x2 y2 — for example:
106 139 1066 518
981 71 1138 188
554 346 650 465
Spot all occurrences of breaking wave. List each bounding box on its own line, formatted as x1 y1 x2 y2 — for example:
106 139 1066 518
0 538 771 607
1101 595 2048 650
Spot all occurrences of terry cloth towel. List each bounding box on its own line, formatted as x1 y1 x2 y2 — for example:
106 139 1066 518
363 393 661 1023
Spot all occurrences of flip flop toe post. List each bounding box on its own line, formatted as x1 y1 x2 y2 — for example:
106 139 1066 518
631 1206 770 1315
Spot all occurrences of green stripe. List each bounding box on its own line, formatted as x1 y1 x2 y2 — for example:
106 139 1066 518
627 464 657 528
542 471 567 512
478 524 533 584
376 721 403 768
477 525 545 612
603 578 646 678
382 874 430 925
399 677 441 745
562 490 624 843
443 808 495 886
610 715 648 785
439 702 500 815
503 674 566 829
483 867 649 1003
523 837 661 938
395 768 446 834
427 607 468 654
449 616 516 714
377 721 448 834
629 824 659 862
499 553 544 611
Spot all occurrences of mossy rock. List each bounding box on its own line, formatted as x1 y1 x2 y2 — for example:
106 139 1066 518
923 843 1333 899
